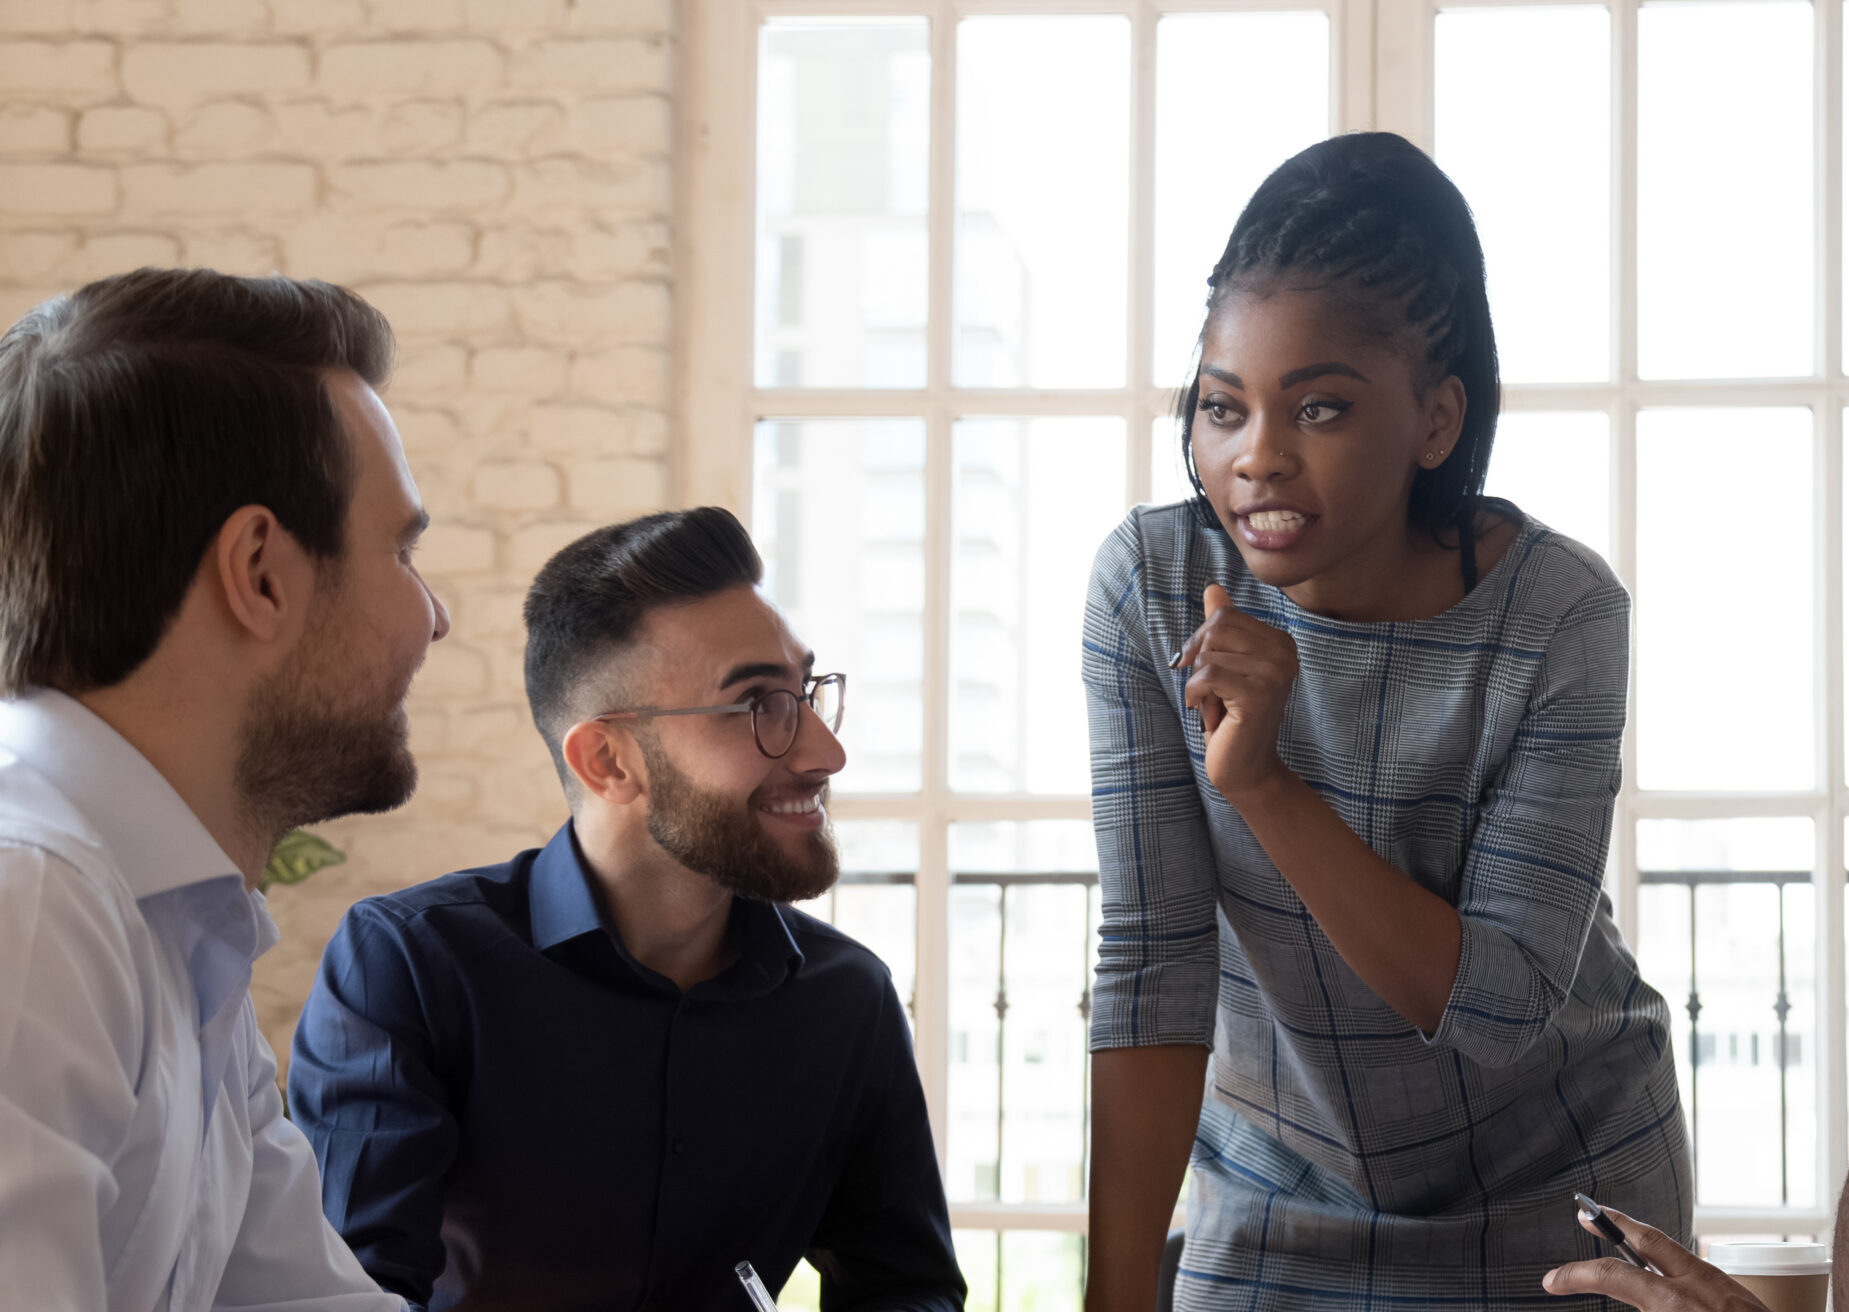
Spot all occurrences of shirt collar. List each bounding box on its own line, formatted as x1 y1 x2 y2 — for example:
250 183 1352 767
722 893 805 998
0 689 242 899
528 821 807 997
528 822 610 952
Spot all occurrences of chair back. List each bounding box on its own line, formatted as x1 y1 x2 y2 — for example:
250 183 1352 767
1155 1228 1185 1312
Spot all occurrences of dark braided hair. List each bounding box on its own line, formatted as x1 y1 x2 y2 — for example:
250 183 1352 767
1178 132 1500 576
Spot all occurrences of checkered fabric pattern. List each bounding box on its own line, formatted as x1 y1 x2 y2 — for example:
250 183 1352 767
1083 501 1691 1310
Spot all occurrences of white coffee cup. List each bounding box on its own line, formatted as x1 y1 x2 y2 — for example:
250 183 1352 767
1707 1242 1830 1312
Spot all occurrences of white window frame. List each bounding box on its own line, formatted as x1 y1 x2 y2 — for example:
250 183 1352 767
1379 0 1849 1240
678 0 1849 1241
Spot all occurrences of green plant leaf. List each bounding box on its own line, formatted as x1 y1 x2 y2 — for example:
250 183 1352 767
260 829 346 894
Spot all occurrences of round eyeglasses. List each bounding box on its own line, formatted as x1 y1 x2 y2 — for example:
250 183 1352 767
584 673 846 760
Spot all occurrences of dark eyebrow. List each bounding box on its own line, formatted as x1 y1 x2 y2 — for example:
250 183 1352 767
718 651 815 692
1200 365 1243 389
1278 361 1370 389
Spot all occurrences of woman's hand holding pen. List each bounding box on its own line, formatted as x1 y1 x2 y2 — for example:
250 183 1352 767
1171 581 1462 1032
1173 584 1300 808
1542 1208 1770 1311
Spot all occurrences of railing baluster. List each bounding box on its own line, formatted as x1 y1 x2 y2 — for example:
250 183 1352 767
995 884 1009 1206
1687 881 1701 1183
1775 887 1791 1206
1632 868 1816 1210
1080 882 1095 1206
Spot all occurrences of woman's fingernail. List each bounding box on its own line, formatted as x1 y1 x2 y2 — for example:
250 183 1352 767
1542 1268 1559 1290
1168 649 1185 669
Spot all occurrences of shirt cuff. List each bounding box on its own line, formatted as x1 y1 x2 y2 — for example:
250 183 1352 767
1424 915 1556 1069
1088 958 1220 1052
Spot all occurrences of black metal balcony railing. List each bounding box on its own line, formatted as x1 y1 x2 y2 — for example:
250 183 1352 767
813 869 921 1014
1639 867 1811 1207
820 864 1811 1307
826 869 1099 1311
832 867 1811 1193
951 871 1102 1202
829 869 1102 1182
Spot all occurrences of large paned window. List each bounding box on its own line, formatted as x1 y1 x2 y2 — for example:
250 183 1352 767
1401 0 1849 1244
682 1 1849 1304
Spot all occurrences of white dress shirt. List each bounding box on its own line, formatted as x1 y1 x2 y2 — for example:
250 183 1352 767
0 689 402 1312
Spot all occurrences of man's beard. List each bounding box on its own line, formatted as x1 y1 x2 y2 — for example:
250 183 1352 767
639 737 839 904
233 588 419 848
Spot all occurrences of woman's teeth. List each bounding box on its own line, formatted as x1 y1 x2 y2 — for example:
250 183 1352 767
764 795 821 815
1246 510 1307 532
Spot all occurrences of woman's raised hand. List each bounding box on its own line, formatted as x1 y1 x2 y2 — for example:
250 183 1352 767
1176 584 1300 806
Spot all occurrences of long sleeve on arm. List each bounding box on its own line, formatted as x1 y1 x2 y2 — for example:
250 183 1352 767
1082 517 1222 1052
212 1003 404 1311
807 977 965 1312
1427 582 1631 1069
0 845 139 1311
289 901 460 1310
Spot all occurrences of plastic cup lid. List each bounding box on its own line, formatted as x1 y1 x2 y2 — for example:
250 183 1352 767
1707 1242 1832 1277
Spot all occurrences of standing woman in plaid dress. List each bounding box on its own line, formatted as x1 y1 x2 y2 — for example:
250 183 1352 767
1082 133 1690 1312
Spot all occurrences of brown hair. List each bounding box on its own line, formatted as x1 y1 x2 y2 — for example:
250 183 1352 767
0 267 395 696
523 507 764 795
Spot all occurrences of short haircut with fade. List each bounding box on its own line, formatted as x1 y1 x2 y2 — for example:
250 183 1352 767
0 267 395 697
523 507 764 799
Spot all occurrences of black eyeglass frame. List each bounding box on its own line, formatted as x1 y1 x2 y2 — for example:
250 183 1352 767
581 672 846 760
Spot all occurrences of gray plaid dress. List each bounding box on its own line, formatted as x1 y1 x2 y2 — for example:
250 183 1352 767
1083 501 1691 1310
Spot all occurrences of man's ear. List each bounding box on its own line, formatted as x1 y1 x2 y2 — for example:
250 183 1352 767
212 505 314 644
562 719 647 806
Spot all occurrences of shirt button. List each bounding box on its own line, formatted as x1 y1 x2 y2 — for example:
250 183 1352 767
672 1139 685 1155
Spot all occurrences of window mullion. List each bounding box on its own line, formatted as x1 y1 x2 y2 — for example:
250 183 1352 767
1824 0 1842 386
1373 0 1434 148
1821 0 1848 1229
1338 0 1375 132
1128 0 1158 504
1616 0 1638 404
1818 390 1845 1222
914 0 959 1171
677 0 760 511
1613 0 1642 949
916 396 953 1170
928 2 956 396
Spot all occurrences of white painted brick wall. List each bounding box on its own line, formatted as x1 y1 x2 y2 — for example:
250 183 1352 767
0 0 677 1061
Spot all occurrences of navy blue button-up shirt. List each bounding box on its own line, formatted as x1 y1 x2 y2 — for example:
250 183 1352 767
288 824 964 1312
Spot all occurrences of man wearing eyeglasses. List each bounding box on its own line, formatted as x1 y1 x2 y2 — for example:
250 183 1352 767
287 508 966 1312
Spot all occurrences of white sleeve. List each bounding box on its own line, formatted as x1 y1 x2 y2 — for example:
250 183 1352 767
210 1009 404 1312
0 841 139 1312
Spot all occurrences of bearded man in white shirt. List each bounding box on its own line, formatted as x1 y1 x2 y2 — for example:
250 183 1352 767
0 268 448 1312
